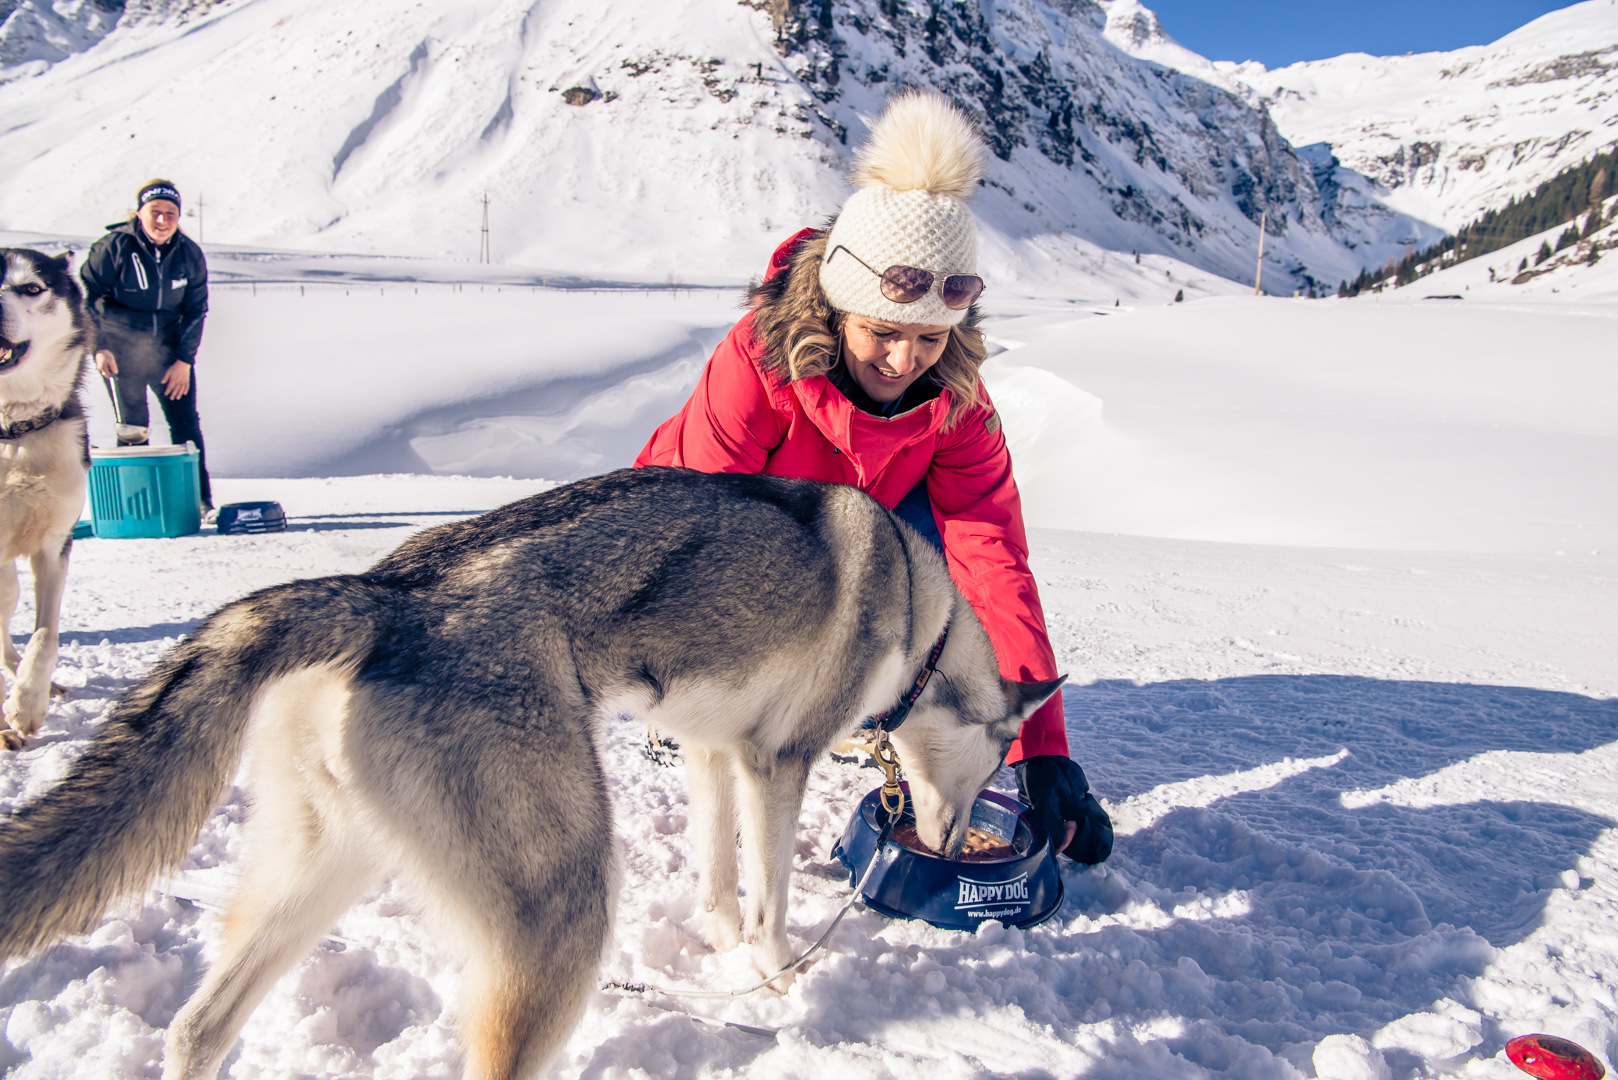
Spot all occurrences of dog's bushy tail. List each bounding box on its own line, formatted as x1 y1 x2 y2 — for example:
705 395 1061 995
0 578 382 960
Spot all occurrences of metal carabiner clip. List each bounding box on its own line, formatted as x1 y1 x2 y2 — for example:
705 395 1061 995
873 730 906 820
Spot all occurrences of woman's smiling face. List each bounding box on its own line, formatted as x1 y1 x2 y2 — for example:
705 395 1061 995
137 199 180 245
840 315 949 405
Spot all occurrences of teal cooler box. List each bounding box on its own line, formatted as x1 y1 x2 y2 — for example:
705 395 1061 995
88 443 202 539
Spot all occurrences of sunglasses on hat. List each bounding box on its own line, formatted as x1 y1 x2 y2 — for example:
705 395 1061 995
826 245 985 310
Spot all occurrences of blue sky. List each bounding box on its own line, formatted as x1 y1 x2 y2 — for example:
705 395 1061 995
1140 0 1583 68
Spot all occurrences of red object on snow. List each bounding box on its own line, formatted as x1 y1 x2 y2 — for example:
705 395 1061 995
1507 1034 1607 1080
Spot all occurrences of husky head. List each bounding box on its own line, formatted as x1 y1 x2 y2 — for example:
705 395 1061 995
0 249 90 412
887 596 1066 858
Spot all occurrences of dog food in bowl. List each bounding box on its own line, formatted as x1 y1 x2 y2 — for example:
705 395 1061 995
891 821 1018 862
832 786 1064 931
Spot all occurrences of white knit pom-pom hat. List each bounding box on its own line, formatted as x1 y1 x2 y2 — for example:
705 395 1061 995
820 92 988 327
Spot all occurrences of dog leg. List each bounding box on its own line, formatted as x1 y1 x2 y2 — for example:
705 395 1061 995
162 803 376 1080
0 559 19 677
732 752 812 989
684 746 742 951
30 544 69 704
3 548 67 744
456 902 610 1080
389 752 613 1079
0 561 17 749
0 557 66 702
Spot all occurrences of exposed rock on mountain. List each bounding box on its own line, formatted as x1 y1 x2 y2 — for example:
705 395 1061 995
0 0 122 71
1225 0 1618 235
756 0 1371 291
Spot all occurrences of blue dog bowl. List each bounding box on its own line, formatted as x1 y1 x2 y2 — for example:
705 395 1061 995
832 785 1063 931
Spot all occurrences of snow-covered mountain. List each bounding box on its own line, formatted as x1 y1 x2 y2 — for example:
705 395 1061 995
0 0 1431 296
0 0 118 68
1 0 1610 294
1223 0 1618 236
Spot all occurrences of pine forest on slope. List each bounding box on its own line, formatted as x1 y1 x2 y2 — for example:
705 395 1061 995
1339 144 1617 295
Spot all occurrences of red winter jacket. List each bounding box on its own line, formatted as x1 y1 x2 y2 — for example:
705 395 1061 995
635 232 1067 763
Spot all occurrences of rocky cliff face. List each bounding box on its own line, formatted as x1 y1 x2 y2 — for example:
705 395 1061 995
757 0 1383 291
0 0 122 70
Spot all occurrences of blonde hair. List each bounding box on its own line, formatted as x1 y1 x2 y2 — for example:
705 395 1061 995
748 230 987 429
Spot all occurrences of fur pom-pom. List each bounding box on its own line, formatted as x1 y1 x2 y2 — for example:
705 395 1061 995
851 91 986 200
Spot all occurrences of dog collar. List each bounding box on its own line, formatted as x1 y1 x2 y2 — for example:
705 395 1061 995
861 623 950 734
0 407 62 440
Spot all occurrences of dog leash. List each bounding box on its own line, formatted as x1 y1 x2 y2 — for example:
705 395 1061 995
602 810 900 1013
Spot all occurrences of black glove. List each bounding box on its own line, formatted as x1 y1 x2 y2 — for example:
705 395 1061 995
1015 755 1113 865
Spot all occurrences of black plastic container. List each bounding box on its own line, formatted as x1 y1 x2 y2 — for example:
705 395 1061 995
215 501 287 535
832 784 1063 931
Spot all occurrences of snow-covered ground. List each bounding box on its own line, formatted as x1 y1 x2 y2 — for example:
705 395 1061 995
989 293 1618 555
0 240 1614 1078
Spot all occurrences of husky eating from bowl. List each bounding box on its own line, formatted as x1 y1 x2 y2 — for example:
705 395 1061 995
0 466 1061 1079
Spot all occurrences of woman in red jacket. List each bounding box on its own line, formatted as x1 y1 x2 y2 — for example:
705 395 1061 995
636 93 1111 865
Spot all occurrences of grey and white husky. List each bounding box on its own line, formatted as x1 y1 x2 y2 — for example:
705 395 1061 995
0 248 91 751
0 467 1060 1080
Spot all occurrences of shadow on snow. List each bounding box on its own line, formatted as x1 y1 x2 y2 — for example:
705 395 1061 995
774 675 1616 1077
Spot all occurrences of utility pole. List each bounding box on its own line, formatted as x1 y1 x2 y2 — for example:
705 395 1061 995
479 192 491 264
196 193 205 243
1253 210 1266 296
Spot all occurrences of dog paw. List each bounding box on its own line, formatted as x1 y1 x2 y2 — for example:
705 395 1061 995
2 703 42 741
49 682 68 699
703 908 743 952
0 727 23 751
750 942 799 994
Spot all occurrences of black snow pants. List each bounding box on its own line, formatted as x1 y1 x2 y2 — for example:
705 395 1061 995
100 328 212 506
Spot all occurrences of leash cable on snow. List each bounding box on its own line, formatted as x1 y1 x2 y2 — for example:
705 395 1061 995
602 813 898 1020
609 710 919 1015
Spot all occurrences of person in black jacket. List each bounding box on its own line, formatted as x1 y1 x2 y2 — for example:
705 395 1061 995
81 179 213 512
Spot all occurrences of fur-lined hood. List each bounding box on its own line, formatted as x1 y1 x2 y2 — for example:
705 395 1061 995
747 227 837 386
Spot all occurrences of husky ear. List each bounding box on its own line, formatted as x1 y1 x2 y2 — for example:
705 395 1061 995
1007 674 1066 721
51 251 74 269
